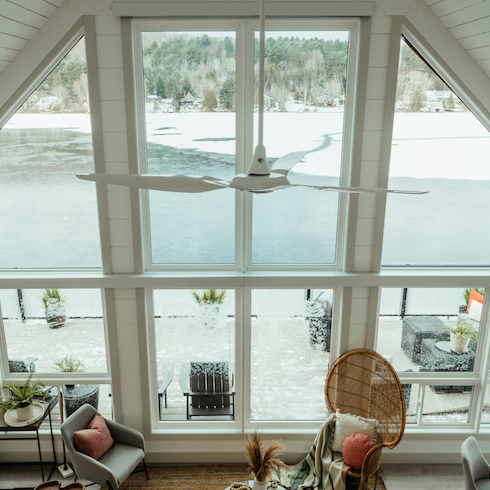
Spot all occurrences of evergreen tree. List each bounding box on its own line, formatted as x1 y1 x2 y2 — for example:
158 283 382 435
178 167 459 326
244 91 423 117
445 92 455 112
182 77 193 97
156 78 165 99
219 77 235 110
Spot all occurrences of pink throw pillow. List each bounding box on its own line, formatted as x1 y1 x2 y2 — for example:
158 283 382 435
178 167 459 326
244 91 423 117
342 433 375 470
73 413 115 460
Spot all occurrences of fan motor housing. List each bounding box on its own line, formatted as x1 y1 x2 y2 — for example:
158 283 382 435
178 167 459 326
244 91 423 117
230 173 290 192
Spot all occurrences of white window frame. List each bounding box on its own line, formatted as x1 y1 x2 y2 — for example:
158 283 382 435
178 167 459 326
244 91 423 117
145 281 341 434
130 19 359 273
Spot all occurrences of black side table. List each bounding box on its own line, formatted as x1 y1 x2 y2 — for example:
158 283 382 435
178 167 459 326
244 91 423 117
0 392 58 484
419 339 475 393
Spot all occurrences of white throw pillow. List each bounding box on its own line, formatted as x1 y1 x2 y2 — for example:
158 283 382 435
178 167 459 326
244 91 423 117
468 300 483 322
332 411 377 453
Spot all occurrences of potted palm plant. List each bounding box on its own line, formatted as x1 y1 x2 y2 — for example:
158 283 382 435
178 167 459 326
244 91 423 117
54 355 99 417
0 374 51 422
41 289 66 328
191 289 227 329
438 322 478 354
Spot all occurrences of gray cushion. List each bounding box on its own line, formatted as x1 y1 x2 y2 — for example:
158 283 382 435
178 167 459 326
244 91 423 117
99 442 145 487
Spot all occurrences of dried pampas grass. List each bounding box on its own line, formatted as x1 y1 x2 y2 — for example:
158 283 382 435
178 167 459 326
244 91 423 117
244 429 289 483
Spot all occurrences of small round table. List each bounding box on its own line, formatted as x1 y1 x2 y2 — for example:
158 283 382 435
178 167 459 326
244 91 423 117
63 384 99 418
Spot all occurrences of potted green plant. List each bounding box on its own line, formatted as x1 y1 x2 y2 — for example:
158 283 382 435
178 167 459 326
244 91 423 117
54 355 99 417
191 289 227 329
438 322 478 354
0 373 51 422
41 289 66 328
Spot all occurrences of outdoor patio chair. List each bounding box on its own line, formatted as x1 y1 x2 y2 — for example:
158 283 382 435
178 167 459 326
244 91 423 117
9 356 37 373
61 404 148 490
179 361 235 420
158 362 174 420
325 349 405 489
461 436 490 490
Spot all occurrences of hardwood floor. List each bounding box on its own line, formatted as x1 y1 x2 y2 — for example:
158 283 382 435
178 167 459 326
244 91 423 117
381 464 464 490
0 463 465 489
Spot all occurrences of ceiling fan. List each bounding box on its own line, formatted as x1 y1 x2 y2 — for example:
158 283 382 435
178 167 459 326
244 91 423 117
77 0 427 196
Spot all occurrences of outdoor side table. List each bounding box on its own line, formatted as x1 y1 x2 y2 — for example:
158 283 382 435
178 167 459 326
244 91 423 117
401 316 448 363
419 339 475 393
0 393 58 483
63 384 99 418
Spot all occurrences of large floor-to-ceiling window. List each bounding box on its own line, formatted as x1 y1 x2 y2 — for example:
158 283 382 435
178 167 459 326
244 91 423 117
132 19 356 429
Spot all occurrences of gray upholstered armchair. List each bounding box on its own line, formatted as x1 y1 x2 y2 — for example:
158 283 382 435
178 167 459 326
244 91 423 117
60 404 148 490
461 436 490 490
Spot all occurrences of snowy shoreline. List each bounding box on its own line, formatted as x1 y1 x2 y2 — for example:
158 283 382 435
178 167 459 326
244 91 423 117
4 111 489 180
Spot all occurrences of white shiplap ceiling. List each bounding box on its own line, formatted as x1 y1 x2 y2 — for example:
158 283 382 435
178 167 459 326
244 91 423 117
0 0 489 78
0 0 64 74
426 0 490 78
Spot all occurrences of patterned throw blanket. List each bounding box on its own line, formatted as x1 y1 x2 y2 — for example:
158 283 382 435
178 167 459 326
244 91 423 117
273 413 345 490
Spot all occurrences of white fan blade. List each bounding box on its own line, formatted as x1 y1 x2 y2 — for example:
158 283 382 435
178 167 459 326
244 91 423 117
77 173 230 193
270 151 307 175
296 184 428 195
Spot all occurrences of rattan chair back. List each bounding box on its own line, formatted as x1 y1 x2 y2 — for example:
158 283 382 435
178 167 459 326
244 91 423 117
325 348 405 448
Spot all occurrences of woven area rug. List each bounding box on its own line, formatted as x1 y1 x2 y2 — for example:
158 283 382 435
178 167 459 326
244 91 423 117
117 465 386 490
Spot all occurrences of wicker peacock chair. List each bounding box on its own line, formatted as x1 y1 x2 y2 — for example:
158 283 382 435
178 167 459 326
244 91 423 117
325 349 406 489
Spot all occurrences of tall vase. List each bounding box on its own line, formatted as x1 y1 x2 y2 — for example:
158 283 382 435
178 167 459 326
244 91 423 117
252 478 268 490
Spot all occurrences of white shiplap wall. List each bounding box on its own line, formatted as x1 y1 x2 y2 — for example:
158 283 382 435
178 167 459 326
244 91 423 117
0 0 63 74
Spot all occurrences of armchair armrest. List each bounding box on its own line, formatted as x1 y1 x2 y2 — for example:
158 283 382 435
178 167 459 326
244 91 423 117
104 418 145 451
357 443 384 488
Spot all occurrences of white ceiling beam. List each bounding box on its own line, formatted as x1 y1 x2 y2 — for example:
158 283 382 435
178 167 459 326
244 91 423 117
111 1 376 17
0 0 82 118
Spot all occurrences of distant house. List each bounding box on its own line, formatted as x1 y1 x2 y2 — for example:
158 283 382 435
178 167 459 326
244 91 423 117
183 92 194 104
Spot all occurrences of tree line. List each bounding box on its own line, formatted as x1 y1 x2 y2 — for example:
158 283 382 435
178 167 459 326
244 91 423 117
20 38 88 113
142 33 349 111
16 34 459 115
396 41 460 112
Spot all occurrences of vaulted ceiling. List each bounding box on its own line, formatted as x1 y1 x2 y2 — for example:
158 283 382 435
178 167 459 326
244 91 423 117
0 0 489 80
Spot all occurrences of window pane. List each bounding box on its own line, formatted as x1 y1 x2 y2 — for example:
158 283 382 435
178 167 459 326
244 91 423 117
251 289 332 420
0 37 101 269
154 289 235 421
1 288 107 374
482 382 490 424
377 288 481 374
141 32 236 264
376 288 483 376
382 37 490 267
252 31 349 264
421 385 472 423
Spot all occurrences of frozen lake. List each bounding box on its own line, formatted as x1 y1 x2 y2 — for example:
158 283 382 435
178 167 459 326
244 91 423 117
0 111 489 268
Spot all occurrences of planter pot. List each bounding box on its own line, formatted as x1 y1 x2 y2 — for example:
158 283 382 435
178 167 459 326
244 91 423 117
252 478 268 490
64 384 99 418
45 299 66 328
450 332 470 354
16 404 35 422
200 304 224 329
